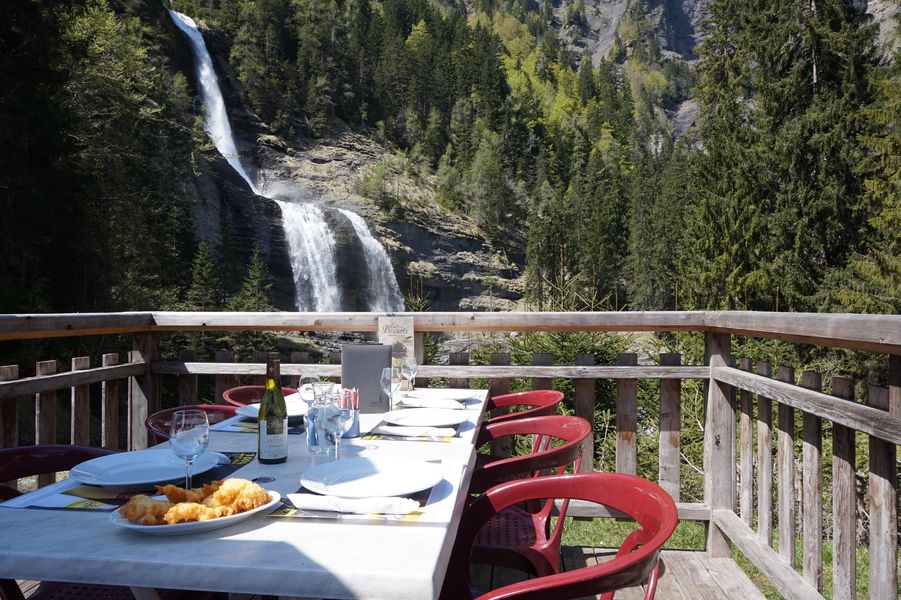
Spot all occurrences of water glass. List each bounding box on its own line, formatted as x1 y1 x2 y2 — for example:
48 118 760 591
323 393 357 458
169 409 210 489
380 367 401 408
401 358 418 391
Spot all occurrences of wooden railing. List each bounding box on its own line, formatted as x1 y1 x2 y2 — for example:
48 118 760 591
0 311 898 599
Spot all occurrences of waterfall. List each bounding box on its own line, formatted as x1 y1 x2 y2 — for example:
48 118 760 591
338 209 404 312
169 10 403 312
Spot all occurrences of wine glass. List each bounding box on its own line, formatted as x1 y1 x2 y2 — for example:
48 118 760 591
323 392 357 458
380 367 401 408
401 358 418 391
169 409 210 490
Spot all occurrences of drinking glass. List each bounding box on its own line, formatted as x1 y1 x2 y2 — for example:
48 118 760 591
380 367 401 408
323 393 357 458
169 409 210 489
401 358 418 391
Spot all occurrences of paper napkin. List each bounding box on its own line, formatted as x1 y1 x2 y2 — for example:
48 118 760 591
287 493 419 515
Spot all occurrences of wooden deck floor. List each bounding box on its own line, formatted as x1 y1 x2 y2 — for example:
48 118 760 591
20 548 766 599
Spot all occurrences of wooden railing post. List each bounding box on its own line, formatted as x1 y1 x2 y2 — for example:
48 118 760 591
414 331 426 388
868 371 898 599
0 365 18 449
101 354 119 450
178 351 198 406
252 351 267 386
616 353 638 475
448 352 470 390
214 350 236 404
739 357 754 526
704 332 734 557
489 353 511 457
574 353 596 473
128 332 159 450
800 370 823 590
830 376 856 600
35 360 58 486
70 357 90 446
777 366 796 566
289 351 311 388
532 353 553 390
756 362 773 546
659 353 681 499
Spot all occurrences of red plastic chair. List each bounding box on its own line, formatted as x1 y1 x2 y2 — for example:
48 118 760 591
0 445 216 600
221 384 298 407
442 473 678 600
468 416 591 577
145 404 237 444
483 390 564 425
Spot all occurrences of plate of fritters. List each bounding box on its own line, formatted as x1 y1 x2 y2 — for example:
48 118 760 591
110 478 280 536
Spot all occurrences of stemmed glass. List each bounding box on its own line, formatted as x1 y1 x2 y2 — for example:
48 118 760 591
380 367 401 408
323 391 357 458
169 409 210 490
401 358 418 391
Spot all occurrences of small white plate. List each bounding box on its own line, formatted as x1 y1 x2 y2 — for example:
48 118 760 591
235 398 309 421
405 389 477 401
109 491 280 536
382 408 469 428
301 457 443 498
70 450 224 489
396 397 463 410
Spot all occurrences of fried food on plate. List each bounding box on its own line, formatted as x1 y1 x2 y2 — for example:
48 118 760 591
118 479 270 526
120 494 173 525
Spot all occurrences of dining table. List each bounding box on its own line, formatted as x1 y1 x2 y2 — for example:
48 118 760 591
0 387 489 600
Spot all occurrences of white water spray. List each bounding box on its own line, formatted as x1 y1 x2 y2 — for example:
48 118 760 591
338 209 404 312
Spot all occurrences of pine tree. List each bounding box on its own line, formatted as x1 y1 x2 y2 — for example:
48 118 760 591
223 248 276 360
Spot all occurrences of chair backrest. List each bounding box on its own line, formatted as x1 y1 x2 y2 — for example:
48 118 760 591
340 344 391 414
0 445 117 501
469 415 591 495
222 385 299 406
485 390 565 424
444 472 678 600
145 404 237 444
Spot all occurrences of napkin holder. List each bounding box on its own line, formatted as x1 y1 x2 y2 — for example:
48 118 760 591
341 344 391 414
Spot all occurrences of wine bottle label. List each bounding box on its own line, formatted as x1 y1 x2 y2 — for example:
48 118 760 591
259 418 288 460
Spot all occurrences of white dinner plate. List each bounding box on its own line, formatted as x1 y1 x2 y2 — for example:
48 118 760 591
405 389 478 401
396 396 464 410
109 491 280 536
235 397 309 420
301 457 443 498
70 449 225 489
382 408 469 428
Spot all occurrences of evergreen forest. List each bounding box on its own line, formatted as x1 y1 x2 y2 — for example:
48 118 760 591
1 0 897 318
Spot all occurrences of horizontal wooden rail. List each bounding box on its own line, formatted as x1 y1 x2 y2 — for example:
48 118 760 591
150 362 709 380
2 311 898 354
712 365 901 445
0 362 145 398
714 510 822 600
565 500 710 522
0 312 154 341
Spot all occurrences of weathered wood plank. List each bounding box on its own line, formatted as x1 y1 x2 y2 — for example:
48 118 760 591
128 333 159 451
177 351 198 406
70 357 90 446
101 354 119 450
703 333 734 558
563 500 710 521
35 360 58 487
251 351 267 387
151 362 709 380
704 556 769 600
867 381 898 600
800 371 822 591
0 365 19 449
713 510 822 600
413 331 425 389
0 312 154 341
574 353 595 473
0 362 145 399
213 350 236 404
489 353 511 458
659 353 681 501
776 366 796 567
712 365 901 445
531 353 553 390
663 550 723 599
615 353 638 475
288 350 310 388
739 357 754 526
830 376 856 600
756 362 773 546
448 352 469 390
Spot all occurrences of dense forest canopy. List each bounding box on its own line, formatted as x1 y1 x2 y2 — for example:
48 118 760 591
0 0 897 317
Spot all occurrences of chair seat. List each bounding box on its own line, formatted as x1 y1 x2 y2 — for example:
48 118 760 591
473 506 557 577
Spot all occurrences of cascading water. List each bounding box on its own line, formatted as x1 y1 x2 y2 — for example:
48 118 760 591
338 209 404 312
169 10 403 312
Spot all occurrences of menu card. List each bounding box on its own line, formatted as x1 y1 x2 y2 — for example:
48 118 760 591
378 316 414 369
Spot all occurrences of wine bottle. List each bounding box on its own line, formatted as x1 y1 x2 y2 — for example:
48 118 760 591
258 352 288 464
